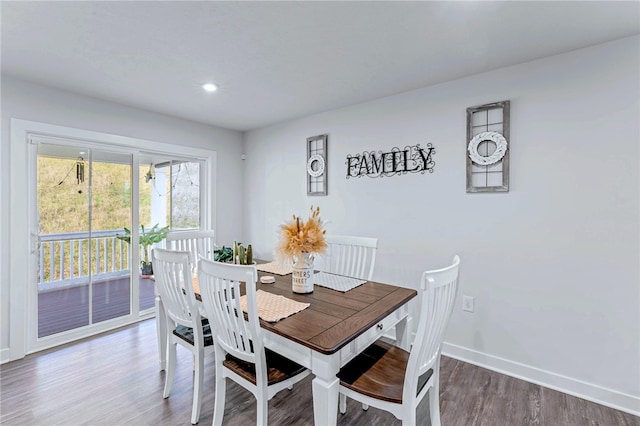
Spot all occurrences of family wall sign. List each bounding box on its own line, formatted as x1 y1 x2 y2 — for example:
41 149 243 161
345 143 436 179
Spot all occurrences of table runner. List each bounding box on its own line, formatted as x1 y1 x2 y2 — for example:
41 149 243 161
314 272 367 292
256 261 293 276
240 289 310 322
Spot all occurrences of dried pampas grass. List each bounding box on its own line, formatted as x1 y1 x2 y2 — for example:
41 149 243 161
277 205 327 259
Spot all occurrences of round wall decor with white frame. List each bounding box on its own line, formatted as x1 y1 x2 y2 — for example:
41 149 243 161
307 154 325 178
467 131 508 166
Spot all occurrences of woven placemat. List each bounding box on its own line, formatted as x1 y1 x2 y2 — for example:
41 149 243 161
256 261 293 276
314 272 367 292
240 289 310 322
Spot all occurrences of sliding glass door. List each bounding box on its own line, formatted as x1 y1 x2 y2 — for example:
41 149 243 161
10 119 216 357
25 131 214 356
136 157 203 312
36 144 132 338
35 148 207 337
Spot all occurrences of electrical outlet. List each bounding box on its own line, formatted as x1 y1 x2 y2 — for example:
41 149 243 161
463 295 474 313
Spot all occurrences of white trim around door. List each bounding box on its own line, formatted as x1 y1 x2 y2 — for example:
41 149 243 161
8 118 217 360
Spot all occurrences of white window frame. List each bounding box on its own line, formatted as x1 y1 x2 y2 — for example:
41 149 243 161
9 118 217 359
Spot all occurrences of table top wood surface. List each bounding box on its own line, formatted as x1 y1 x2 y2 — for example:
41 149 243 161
253 270 416 355
190 266 416 355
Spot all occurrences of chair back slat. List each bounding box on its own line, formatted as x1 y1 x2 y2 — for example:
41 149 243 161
153 248 200 330
320 235 378 280
166 230 216 270
199 259 261 365
407 256 460 382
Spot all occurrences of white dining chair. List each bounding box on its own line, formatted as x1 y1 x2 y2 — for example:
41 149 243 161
165 229 216 271
153 247 214 425
337 255 461 426
198 258 311 426
319 234 378 280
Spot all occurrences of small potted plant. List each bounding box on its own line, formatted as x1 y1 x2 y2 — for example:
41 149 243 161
117 223 169 277
213 242 253 264
214 245 234 263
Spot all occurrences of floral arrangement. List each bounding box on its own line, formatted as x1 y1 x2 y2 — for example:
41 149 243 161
277 206 327 259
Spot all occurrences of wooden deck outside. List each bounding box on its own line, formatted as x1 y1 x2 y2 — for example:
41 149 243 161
38 276 156 337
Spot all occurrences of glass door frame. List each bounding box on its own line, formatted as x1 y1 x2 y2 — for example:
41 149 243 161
9 119 216 358
35 143 137 338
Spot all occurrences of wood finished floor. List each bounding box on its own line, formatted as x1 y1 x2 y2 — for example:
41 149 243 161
1 319 638 426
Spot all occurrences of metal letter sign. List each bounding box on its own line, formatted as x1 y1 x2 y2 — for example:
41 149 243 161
345 144 435 179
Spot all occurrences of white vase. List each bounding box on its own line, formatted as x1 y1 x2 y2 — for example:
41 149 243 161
292 252 314 294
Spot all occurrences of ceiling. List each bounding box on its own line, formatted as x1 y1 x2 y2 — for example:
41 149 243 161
2 1 638 132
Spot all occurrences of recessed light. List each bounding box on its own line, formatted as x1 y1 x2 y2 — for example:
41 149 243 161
202 83 217 92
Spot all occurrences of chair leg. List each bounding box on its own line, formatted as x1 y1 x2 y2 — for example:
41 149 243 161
256 395 268 426
213 370 227 426
428 382 441 426
339 393 347 414
255 380 269 426
191 349 204 424
402 409 417 426
163 341 177 398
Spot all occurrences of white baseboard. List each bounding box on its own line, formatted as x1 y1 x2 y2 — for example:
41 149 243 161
442 342 640 417
0 348 10 364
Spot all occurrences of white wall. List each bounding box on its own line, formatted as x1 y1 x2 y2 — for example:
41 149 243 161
243 36 640 413
0 76 244 356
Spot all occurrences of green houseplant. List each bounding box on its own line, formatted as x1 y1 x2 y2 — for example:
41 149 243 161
213 242 253 264
117 223 169 276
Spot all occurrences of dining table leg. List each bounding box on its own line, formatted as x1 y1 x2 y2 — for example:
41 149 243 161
311 352 341 426
154 291 166 371
395 315 412 351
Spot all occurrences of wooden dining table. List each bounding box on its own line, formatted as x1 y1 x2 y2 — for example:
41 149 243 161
154 266 417 425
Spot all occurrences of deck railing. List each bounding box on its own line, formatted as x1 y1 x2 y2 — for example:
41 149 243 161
39 230 133 289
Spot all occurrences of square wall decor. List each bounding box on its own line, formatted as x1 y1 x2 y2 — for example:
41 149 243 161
466 100 510 193
307 134 327 196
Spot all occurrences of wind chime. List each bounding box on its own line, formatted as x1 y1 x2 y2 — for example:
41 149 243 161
76 157 85 184
55 156 86 193
74 157 86 194
144 164 155 183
